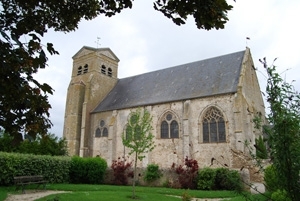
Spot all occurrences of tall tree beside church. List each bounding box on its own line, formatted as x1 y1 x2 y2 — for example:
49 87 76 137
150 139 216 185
122 108 155 199
260 58 300 200
0 0 233 144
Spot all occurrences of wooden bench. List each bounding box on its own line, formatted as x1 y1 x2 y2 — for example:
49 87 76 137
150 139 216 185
14 175 47 193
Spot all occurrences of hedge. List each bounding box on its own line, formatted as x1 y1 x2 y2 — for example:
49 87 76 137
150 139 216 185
0 152 71 185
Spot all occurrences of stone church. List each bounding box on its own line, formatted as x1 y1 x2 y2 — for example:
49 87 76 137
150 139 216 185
63 46 265 172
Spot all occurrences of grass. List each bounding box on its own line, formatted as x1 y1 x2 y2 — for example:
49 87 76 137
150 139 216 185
0 184 237 201
0 184 271 201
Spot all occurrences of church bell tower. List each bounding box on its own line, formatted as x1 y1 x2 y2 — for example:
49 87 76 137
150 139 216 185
63 46 119 156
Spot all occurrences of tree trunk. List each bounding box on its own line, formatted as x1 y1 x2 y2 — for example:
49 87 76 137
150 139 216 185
132 152 138 199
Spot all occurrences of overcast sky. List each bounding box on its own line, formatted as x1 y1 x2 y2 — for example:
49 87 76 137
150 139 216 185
35 0 300 137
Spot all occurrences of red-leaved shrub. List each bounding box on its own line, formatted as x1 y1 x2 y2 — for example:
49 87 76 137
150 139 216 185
111 157 133 185
172 156 199 189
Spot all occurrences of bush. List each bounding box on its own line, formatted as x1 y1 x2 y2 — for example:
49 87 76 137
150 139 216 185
214 168 242 191
172 157 199 189
144 164 161 182
197 167 216 190
264 165 280 192
197 167 242 191
69 156 107 184
0 152 71 185
271 189 292 201
111 157 133 185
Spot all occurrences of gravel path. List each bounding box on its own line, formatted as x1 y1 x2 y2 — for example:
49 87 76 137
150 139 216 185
5 190 229 201
4 190 68 201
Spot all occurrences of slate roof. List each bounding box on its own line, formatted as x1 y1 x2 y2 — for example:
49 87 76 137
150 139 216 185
92 50 246 113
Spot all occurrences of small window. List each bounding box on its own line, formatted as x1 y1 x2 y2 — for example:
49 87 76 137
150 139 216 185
77 66 82 75
102 127 108 137
108 68 112 77
95 120 108 137
160 112 179 139
101 65 106 74
83 64 88 74
202 107 226 143
95 128 101 137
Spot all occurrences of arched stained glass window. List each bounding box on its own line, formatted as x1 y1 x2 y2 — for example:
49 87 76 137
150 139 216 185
161 121 169 139
202 107 226 143
95 120 108 138
95 128 101 137
102 127 108 137
160 112 179 139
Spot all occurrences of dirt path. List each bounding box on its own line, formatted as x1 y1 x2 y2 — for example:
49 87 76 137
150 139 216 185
5 190 227 201
4 190 68 201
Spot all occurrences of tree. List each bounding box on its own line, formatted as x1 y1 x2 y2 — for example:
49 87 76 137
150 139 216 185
0 0 233 144
260 58 300 200
18 133 68 156
122 108 155 199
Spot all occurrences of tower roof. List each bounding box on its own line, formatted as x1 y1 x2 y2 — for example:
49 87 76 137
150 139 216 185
92 50 246 113
72 46 120 61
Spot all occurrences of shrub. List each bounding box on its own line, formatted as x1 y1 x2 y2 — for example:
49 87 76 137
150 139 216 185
197 167 216 190
111 157 133 185
214 168 242 191
69 156 107 184
182 191 192 201
172 157 199 189
0 152 71 185
264 165 280 192
144 164 161 182
271 189 292 201
197 167 242 191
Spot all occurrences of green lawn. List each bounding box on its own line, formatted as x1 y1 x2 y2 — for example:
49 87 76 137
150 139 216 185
0 184 269 201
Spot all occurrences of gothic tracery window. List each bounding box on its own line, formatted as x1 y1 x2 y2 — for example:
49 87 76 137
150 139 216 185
160 112 179 139
202 107 226 143
95 120 108 137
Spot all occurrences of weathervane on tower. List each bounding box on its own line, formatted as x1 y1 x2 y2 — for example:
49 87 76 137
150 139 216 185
95 37 101 48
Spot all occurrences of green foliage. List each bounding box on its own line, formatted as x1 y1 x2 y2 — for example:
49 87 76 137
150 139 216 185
122 108 155 161
197 167 216 190
271 189 292 201
264 165 280 193
69 156 107 184
144 164 161 182
0 132 68 156
181 190 192 201
260 58 300 200
214 168 243 191
18 133 68 156
0 152 70 185
153 0 233 30
122 108 155 198
255 135 268 159
0 131 15 152
197 167 242 191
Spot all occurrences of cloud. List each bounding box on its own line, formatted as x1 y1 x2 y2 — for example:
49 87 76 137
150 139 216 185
33 0 300 137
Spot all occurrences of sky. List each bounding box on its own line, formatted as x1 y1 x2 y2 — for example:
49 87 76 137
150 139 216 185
35 0 300 137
